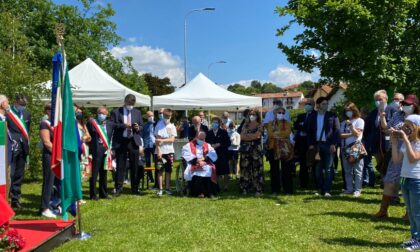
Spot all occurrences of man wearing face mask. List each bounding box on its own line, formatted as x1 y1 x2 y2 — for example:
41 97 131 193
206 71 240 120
0 95 12 167
263 99 291 126
111 94 143 196
154 108 177 196
87 106 114 200
364 90 398 183
293 98 315 189
307 97 340 197
206 117 230 192
6 94 31 209
188 116 208 141
142 111 156 187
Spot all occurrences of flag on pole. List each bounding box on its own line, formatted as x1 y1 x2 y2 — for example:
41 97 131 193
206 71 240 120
51 52 63 178
51 51 82 220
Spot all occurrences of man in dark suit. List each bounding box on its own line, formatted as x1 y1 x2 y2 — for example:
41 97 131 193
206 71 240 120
111 94 143 196
6 94 31 209
87 106 114 200
364 89 398 181
293 98 315 189
188 116 208 141
307 97 340 197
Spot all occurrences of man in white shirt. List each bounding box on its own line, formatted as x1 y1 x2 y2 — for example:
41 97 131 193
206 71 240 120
154 108 177 196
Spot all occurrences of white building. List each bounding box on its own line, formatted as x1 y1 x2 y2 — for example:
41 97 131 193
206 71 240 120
255 91 304 110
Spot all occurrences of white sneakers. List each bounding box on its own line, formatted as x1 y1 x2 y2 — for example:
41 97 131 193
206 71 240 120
41 209 57 218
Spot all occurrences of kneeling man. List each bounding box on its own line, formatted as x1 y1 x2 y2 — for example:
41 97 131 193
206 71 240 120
183 131 218 198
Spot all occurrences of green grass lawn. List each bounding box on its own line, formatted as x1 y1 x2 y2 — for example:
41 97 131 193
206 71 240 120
13 162 409 252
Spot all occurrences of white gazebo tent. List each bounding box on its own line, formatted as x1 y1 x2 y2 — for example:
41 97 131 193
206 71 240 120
43 58 150 107
153 73 262 110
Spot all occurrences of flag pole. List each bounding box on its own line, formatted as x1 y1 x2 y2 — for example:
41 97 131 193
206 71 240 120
54 23 90 240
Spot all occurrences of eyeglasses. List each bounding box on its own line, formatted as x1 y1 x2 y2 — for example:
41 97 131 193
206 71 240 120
278 112 285 115
320 102 328 106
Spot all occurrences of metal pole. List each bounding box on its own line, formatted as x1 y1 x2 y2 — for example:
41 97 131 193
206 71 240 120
183 8 215 86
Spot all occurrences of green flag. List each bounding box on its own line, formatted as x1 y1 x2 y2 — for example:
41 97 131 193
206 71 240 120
61 65 82 221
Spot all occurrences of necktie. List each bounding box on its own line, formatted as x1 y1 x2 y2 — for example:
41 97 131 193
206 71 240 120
127 110 132 137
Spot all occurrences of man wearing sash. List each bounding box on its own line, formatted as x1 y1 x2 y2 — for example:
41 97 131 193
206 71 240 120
87 106 114 200
6 94 31 209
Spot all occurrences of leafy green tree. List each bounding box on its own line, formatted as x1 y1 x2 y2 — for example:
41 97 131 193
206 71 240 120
276 0 419 107
261 82 282 93
143 73 174 96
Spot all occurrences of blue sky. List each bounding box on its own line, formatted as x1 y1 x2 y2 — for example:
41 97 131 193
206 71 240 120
54 0 319 87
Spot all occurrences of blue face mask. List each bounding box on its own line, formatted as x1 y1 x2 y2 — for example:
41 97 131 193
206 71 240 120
98 114 107 122
197 139 204 146
15 105 25 113
212 122 219 129
159 113 164 120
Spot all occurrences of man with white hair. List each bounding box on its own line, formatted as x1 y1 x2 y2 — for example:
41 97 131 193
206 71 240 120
221 111 232 129
364 89 399 183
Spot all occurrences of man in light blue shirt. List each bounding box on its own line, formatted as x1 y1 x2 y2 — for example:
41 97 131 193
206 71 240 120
142 111 156 186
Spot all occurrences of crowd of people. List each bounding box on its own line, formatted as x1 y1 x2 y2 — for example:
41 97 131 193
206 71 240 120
1 89 420 250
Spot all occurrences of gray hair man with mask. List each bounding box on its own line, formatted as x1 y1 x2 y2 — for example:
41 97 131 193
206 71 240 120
6 93 31 209
111 94 143 196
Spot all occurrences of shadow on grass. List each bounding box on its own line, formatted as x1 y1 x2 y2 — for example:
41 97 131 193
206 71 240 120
321 237 401 248
303 195 381 205
322 211 403 225
375 225 408 232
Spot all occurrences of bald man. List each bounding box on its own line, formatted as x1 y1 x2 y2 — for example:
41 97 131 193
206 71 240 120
188 116 209 141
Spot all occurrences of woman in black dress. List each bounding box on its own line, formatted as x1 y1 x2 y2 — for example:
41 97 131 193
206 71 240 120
206 117 231 192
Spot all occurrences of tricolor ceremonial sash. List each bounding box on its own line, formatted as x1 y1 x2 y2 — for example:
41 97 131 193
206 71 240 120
91 119 113 171
7 108 29 140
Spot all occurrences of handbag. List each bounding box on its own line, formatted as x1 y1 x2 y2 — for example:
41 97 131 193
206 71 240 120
343 140 367 164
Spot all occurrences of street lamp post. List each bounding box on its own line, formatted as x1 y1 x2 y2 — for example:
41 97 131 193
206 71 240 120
184 7 215 86
208 60 227 79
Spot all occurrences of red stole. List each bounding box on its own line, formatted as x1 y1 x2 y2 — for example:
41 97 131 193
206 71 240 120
189 141 217 183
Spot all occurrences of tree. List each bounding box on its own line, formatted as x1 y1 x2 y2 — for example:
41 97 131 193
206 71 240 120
297 81 315 97
276 0 419 107
143 73 174 96
250 80 262 92
261 82 282 93
0 0 147 178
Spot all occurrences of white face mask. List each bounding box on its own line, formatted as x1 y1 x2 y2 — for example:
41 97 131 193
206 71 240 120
277 114 284 120
126 105 134 111
148 116 154 122
249 115 256 122
403 105 414 115
375 100 382 108
345 111 353 118
164 118 171 124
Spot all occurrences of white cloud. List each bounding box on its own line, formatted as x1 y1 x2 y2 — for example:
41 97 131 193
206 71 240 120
127 37 137 43
268 66 319 87
110 45 184 87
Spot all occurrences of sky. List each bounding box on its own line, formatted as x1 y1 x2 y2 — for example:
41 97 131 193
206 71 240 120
54 0 319 88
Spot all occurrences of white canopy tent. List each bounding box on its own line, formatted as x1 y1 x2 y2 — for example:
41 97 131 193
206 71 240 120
153 73 262 110
43 58 150 107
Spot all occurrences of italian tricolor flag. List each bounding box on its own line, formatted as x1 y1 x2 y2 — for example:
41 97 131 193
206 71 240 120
50 51 82 220
0 121 7 200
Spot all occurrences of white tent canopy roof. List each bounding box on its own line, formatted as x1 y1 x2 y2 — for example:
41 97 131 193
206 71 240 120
43 58 150 107
153 73 262 110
